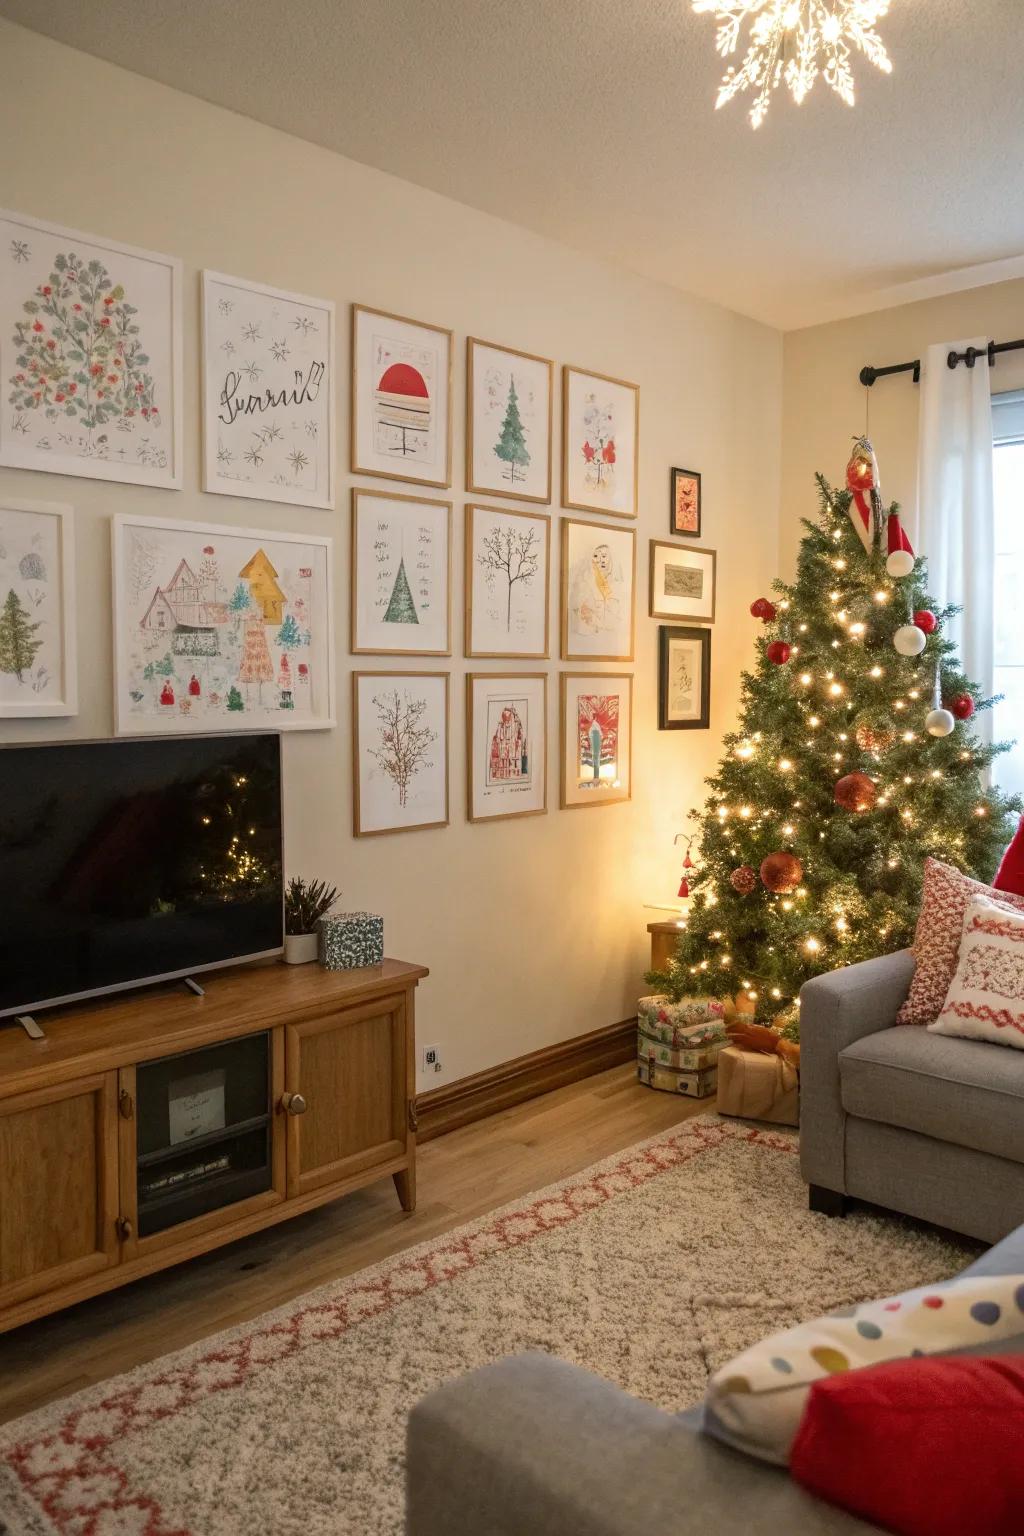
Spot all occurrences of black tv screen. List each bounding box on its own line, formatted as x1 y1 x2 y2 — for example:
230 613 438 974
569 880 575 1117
0 734 283 1019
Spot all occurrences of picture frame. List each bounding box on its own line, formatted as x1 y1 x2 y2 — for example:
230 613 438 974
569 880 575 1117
1 209 183 489
658 625 711 731
351 303 452 489
0 497 77 718
561 365 639 519
466 337 552 504
560 671 633 810
201 269 335 510
352 670 450 837
560 517 635 662
670 467 702 538
466 672 547 823
111 513 335 735
649 540 716 623
351 487 452 656
465 503 550 659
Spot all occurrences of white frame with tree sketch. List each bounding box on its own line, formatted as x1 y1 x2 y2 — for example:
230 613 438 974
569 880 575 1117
350 304 452 489
466 337 553 505
560 516 635 662
466 672 548 823
352 670 450 836
465 503 550 659
351 488 452 656
0 497 77 718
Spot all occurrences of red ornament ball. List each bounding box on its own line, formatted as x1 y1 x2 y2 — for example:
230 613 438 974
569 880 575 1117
835 771 877 813
913 610 938 634
730 864 757 895
760 852 804 894
949 693 975 720
750 597 777 622
765 640 792 666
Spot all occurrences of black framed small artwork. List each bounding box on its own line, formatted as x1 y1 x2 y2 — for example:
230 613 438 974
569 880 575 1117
658 625 711 731
670 467 701 538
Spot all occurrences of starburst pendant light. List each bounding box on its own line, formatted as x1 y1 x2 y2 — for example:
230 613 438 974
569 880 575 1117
692 1 893 128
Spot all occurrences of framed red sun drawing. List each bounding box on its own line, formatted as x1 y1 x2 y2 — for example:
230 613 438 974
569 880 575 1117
351 304 453 489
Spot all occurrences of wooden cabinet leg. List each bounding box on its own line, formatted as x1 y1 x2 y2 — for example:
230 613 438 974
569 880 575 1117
393 1165 416 1213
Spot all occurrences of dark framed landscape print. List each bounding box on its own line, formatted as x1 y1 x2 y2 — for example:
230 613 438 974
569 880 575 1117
658 625 710 731
670 467 701 537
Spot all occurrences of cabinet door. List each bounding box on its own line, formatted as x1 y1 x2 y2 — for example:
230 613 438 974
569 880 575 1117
0 1073 120 1311
283 995 408 1199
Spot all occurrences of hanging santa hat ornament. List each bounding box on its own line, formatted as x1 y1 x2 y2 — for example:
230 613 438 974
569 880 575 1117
885 509 916 578
925 661 956 738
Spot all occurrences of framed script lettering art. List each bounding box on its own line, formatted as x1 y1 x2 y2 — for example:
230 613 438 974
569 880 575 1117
202 271 335 510
351 304 452 489
649 541 716 623
658 625 711 731
351 488 451 656
670 467 702 538
466 338 552 504
465 504 550 659
561 517 635 662
466 673 547 823
562 365 638 519
353 671 449 836
0 209 182 488
0 497 77 718
560 672 632 810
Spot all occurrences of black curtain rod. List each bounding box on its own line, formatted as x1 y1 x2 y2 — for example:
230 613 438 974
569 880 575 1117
859 337 1024 388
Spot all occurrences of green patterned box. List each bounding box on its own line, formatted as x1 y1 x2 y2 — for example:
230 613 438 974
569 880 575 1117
638 1032 727 1073
318 911 384 970
637 1057 718 1098
637 995 727 1051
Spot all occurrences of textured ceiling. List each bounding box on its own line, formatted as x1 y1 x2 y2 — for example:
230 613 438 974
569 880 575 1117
3 0 1023 329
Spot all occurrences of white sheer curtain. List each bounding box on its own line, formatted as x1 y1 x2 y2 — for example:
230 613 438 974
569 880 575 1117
916 338 995 744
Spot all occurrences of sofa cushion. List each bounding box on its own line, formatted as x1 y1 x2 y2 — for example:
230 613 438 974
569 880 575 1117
896 858 1024 1027
840 1025 1024 1165
928 897 1024 1050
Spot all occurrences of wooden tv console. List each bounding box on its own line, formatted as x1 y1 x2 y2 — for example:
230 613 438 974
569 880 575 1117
0 958 427 1334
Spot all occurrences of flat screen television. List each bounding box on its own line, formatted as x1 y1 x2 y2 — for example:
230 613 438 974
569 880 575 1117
0 733 283 1020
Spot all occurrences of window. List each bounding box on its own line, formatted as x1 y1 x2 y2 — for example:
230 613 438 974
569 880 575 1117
992 390 1024 800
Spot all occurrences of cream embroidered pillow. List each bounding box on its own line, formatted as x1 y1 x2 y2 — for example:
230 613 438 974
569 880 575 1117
928 896 1024 1050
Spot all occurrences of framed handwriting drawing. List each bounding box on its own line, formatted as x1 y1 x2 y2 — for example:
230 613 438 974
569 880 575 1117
670 467 702 537
560 671 633 810
466 672 547 823
353 670 449 836
466 337 552 504
0 497 76 718
562 365 638 519
202 270 335 510
351 488 451 656
465 503 550 659
351 304 452 488
649 541 716 623
659 625 711 730
561 517 635 662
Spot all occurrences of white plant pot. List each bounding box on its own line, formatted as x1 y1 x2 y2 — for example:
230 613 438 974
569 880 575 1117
283 932 319 966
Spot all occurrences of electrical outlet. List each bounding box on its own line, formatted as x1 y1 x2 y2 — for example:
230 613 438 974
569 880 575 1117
421 1044 442 1074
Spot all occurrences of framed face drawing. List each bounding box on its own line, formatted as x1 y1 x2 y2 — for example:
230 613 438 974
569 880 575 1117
0 209 182 489
353 671 449 836
466 338 552 504
560 672 632 810
0 498 76 717
659 626 711 730
351 488 451 656
112 514 335 734
561 517 635 662
649 541 716 623
562 365 638 519
670 468 702 537
465 504 550 659
466 672 547 823
201 270 335 510
351 304 452 488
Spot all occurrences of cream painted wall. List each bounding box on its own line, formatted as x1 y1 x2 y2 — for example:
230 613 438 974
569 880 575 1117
0 21 782 1089
782 280 1024 575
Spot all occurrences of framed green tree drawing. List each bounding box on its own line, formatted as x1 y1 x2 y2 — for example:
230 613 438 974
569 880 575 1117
466 338 552 505
351 488 451 656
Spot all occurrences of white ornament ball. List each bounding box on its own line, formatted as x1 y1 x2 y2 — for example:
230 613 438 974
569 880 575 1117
886 549 915 579
925 708 956 738
894 623 927 656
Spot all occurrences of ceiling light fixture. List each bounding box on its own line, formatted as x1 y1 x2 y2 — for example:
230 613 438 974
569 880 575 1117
692 1 893 129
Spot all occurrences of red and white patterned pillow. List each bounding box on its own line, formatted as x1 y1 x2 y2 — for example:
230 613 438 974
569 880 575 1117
896 858 1024 1027
928 897 1024 1050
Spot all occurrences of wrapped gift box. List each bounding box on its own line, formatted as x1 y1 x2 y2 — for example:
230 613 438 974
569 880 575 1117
638 1057 718 1098
716 1044 799 1127
638 1031 727 1073
637 995 727 1052
318 911 384 970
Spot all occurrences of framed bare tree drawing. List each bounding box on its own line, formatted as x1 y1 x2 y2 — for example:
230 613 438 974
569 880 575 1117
464 503 550 659
352 670 449 836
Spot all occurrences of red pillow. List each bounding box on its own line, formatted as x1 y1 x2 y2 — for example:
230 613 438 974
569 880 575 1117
994 818 1024 896
790 1354 1024 1536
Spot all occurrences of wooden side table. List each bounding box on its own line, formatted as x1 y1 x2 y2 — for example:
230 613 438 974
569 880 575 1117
647 920 684 971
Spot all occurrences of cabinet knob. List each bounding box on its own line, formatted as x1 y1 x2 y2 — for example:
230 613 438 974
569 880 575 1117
117 1216 133 1241
280 1091 308 1116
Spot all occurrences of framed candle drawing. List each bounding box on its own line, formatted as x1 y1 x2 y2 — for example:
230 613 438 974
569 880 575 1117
560 671 633 810
351 304 452 489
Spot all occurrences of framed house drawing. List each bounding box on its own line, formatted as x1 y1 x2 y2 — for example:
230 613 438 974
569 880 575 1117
649 541 716 623
465 503 550 659
351 304 452 488
1 208 183 489
201 270 335 510
561 517 635 662
560 671 633 810
0 497 77 718
670 467 702 537
466 672 547 823
351 488 451 656
659 625 711 730
112 514 335 734
466 337 552 504
562 365 639 519
352 670 449 836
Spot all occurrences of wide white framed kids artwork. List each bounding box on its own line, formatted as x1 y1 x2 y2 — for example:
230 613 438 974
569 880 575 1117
351 304 452 489
0 497 77 718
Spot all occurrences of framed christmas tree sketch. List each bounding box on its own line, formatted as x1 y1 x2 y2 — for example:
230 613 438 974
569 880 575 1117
352 671 449 836
560 517 635 662
467 672 547 823
112 514 335 735
562 365 639 519
1 209 182 488
560 671 633 809
351 487 451 656
466 338 552 504
465 503 550 659
351 304 452 488
0 497 77 718
201 270 335 510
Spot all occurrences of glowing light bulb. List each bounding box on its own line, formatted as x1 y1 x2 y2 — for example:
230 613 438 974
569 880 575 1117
782 823 795 836
829 682 843 697
778 758 793 772
873 591 889 604
894 700 906 711
887 857 898 868
808 716 820 728
975 806 988 817
849 622 866 637
834 558 847 571
782 900 794 911
835 917 848 933
739 805 753 819
799 622 808 633
870 666 883 678
805 937 821 953
799 672 812 685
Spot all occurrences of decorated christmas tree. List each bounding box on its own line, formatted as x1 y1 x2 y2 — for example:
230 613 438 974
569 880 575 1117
494 374 530 484
649 446 1021 1022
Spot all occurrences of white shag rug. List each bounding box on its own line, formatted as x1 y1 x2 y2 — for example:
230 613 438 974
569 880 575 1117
0 1116 976 1536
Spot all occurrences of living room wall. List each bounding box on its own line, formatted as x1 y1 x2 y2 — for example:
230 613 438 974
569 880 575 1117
0 20 782 1089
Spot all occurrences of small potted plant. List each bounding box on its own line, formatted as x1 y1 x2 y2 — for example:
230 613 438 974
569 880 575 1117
283 876 340 965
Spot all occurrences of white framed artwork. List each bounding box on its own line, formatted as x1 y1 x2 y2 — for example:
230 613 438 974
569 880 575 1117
562 365 638 519
201 270 335 510
465 503 550 659
467 672 547 823
560 517 635 662
466 338 552 504
112 514 334 735
649 541 716 623
1 209 182 488
560 671 633 810
351 488 451 656
353 671 449 836
351 304 452 488
0 497 76 717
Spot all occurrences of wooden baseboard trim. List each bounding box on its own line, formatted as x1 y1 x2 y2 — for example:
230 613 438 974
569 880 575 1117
415 1018 637 1143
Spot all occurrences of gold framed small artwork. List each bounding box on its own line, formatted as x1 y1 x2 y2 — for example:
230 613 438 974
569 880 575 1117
670 468 701 537
465 503 551 659
350 304 452 489
352 670 449 836
466 338 553 504
561 365 639 519
351 487 452 656
560 671 633 810
560 517 635 662
466 672 548 823
649 541 716 623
